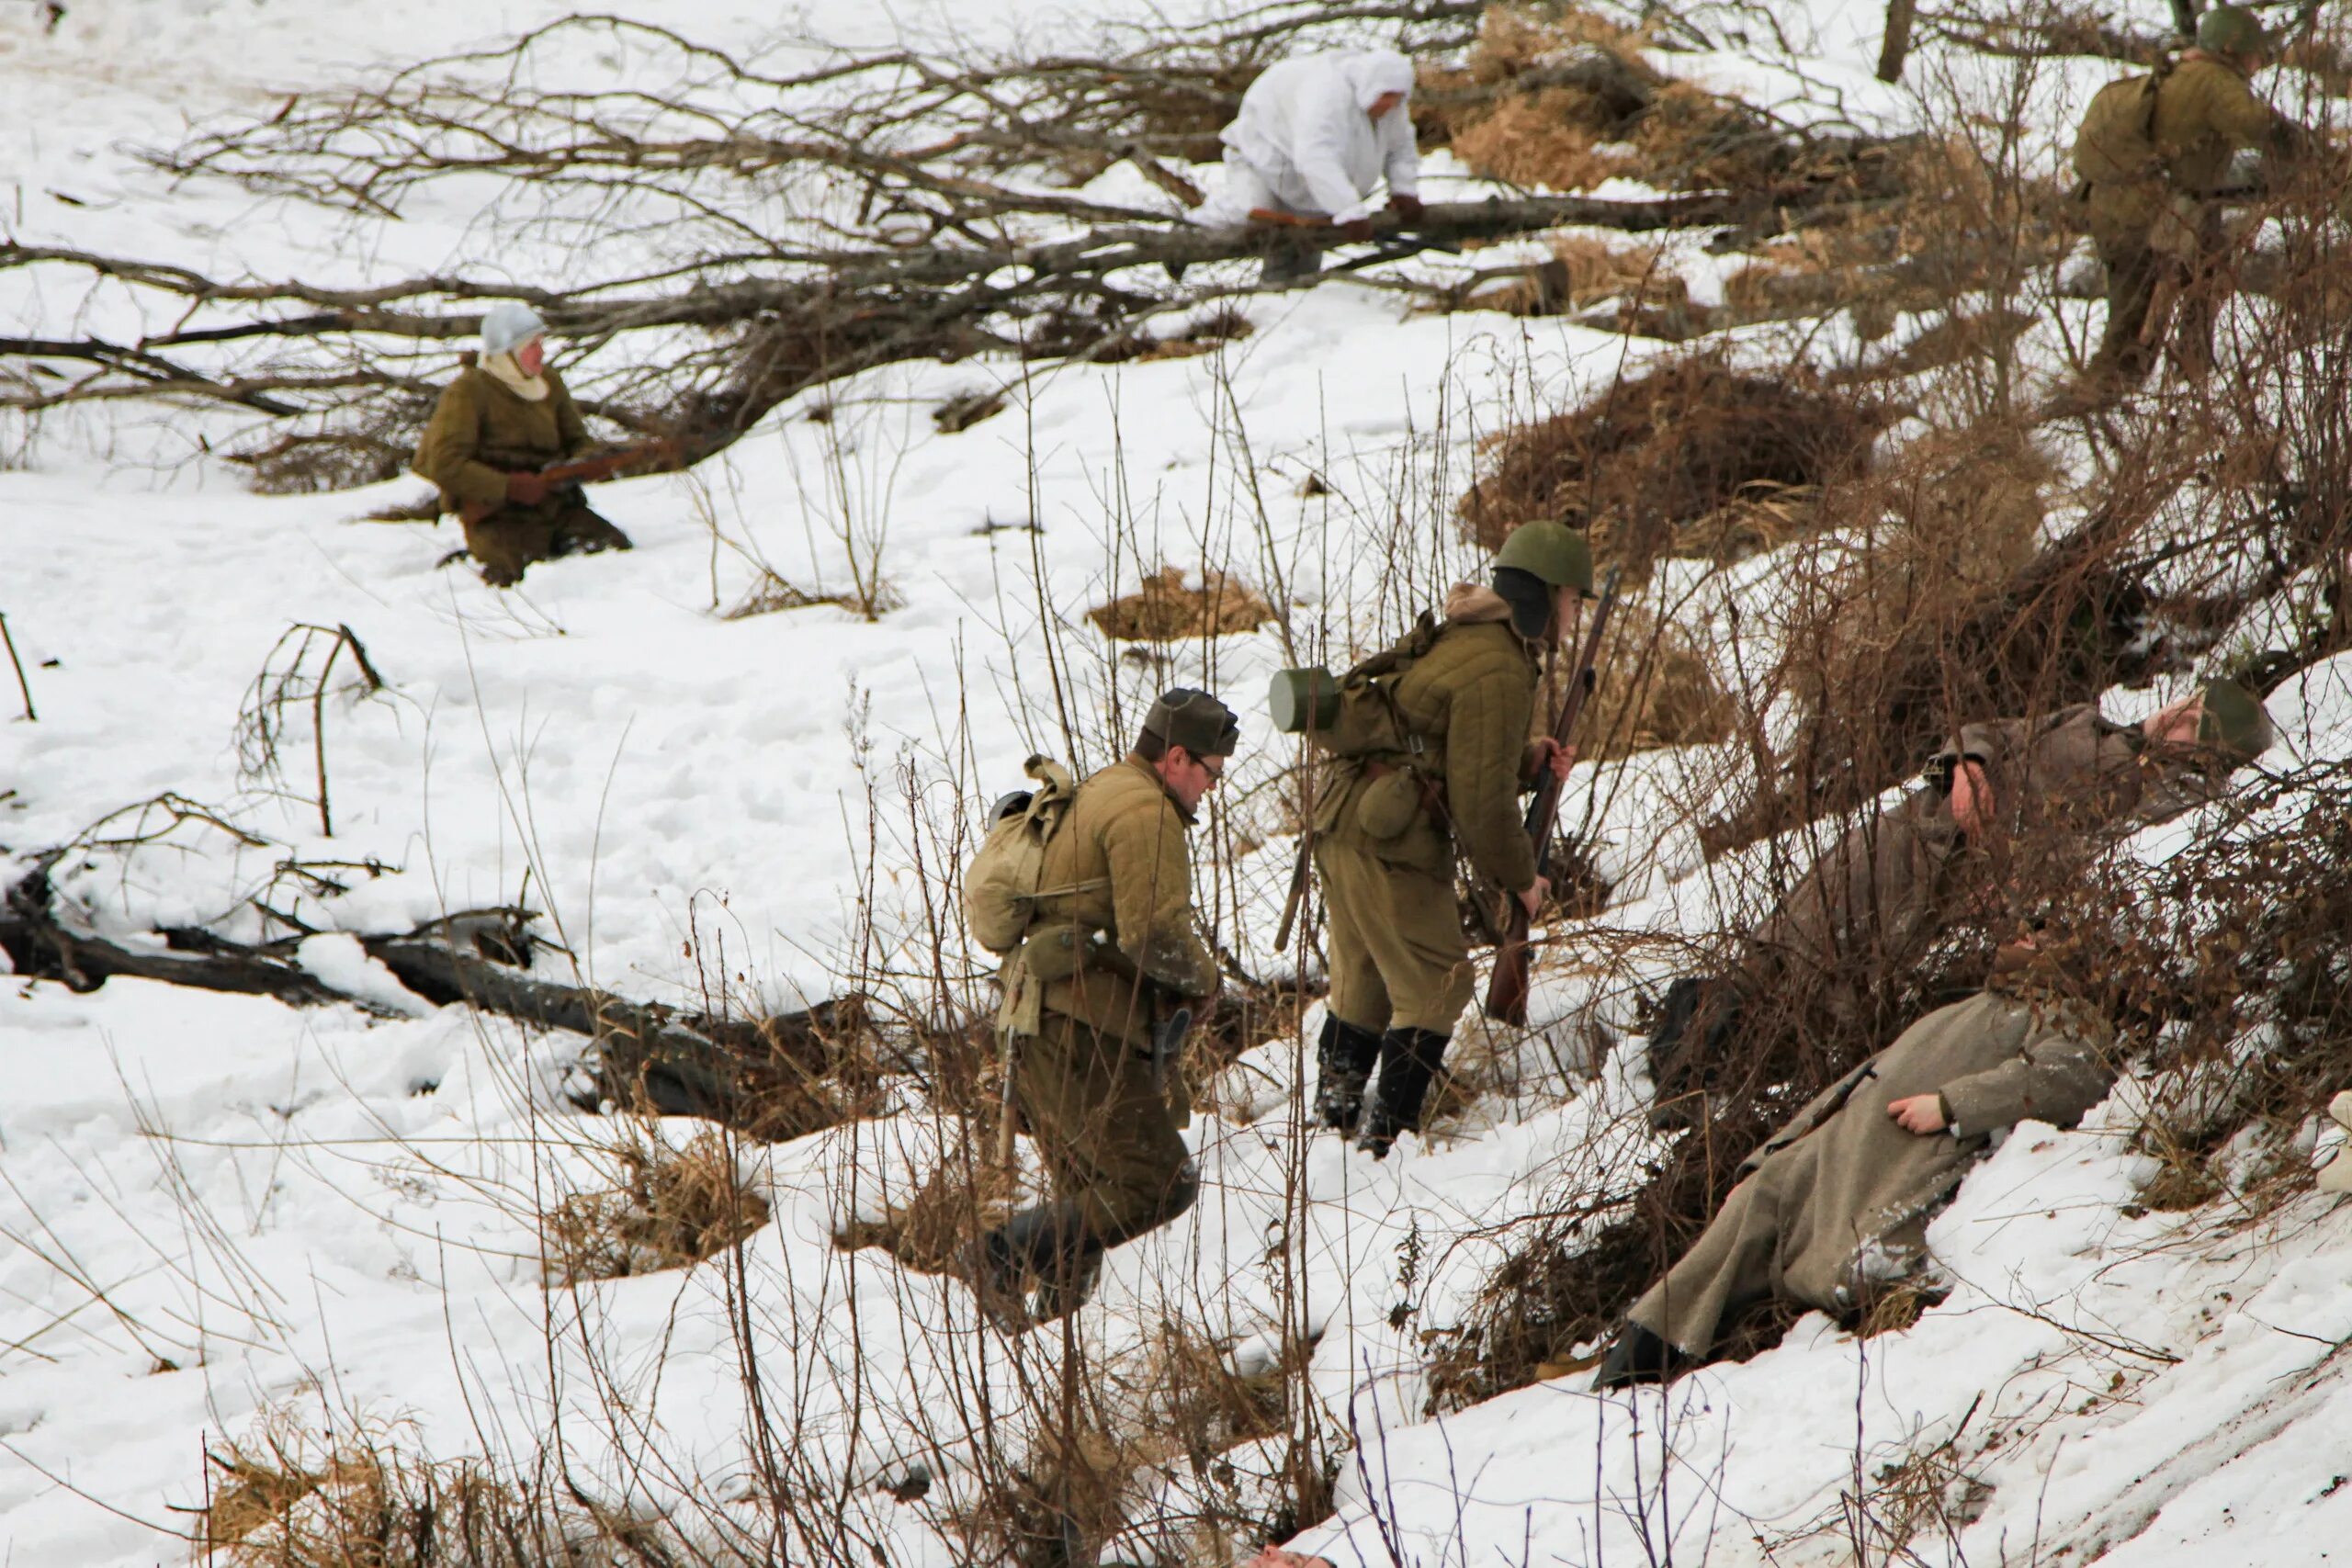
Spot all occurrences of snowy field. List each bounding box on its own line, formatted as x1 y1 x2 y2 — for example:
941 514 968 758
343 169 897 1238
6 1 2352 1565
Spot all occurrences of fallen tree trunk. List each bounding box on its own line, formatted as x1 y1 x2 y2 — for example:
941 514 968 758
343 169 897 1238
0 863 860 1140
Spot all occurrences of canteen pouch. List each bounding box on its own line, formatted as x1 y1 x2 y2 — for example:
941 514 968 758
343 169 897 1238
1356 768 1426 840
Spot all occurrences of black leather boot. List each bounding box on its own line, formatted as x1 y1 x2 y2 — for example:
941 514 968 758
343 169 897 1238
963 1201 1101 1331
1355 1028 1449 1158
1590 1322 1692 1390
1313 1014 1385 1134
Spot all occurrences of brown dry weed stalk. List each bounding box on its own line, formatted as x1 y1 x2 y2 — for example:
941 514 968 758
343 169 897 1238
543 1125 769 1283
1088 566 1276 642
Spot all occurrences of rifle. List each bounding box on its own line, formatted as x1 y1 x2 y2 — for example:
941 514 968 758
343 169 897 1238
1482 568 1621 1025
458 437 681 525
1244 207 1464 265
1272 756 1318 952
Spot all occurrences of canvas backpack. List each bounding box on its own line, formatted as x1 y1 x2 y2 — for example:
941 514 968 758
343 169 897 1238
2073 62 2174 185
1305 610 1448 761
963 755 1097 955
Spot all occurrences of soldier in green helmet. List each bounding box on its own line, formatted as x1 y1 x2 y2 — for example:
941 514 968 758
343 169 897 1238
1306 519 1593 1156
2069 3 2314 389
963 688 1237 1325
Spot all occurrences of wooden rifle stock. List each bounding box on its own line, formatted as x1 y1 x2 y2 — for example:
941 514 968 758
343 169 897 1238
458 437 681 525
1482 569 1621 1025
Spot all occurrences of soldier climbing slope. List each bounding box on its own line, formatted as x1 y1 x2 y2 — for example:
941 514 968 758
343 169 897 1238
1295 522 1590 1157
2069 4 2314 392
1192 49 1424 282
412 301 634 588
964 690 1237 1327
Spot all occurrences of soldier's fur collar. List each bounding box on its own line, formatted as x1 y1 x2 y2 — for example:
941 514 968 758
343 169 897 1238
481 351 552 403
1441 581 1513 625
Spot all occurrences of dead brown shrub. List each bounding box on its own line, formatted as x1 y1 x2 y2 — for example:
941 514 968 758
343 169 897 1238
1533 600 1735 762
1444 87 1626 191
723 570 896 621
544 1125 770 1283
1457 358 1883 572
1786 423 2054 719
1088 565 1276 641
204 1410 637 1566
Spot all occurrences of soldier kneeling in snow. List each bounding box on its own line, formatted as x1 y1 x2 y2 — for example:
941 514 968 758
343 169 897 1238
413 301 633 588
1192 49 1424 282
1594 980 2116 1388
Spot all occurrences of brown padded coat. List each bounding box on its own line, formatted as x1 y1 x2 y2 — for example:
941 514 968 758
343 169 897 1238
1743 702 2263 1021
1021 754 1218 1045
2082 57 2293 239
1630 989 2114 1355
1316 585 1542 895
413 365 592 515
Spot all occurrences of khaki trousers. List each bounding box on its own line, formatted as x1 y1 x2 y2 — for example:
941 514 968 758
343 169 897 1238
1012 1011 1193 1246
1317 839 1476 1036
463 496 632 587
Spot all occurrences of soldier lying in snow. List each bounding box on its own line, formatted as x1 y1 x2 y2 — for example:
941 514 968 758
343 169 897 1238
1647 680 2273 1115
1596 982 2115 1387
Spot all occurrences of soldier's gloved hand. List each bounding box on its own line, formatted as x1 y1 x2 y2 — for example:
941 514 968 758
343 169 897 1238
1337 217 1377 243
1388 193 1426 226
504 469 549 506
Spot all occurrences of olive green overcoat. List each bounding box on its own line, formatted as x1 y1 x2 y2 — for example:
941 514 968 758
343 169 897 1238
1629 989 2115 1356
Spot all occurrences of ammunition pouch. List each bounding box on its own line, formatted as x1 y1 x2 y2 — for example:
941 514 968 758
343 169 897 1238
1017 923 1091 984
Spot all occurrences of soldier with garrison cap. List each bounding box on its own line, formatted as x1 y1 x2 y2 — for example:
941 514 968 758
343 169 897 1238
1307 520 1591 1156
413 301 634 587
2070 4 2314 388
966 688 1238 1325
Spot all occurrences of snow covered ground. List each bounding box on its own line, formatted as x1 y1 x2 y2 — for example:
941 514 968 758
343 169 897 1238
6 1 2352 1564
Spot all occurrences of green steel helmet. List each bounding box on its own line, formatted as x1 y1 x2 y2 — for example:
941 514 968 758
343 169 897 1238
1143 686 1240 758
2196 4 2269 55
1493 520 1594 594
2196 677 2272 761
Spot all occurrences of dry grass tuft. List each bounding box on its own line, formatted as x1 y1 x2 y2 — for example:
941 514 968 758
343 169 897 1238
1571 601 1737 761
1445 87 1627 191
203 1411 617 1567
1787 422 2054 720
724 570 905 620
1458 358 1883 570
544 1126 770 1283
1088 565 1276 641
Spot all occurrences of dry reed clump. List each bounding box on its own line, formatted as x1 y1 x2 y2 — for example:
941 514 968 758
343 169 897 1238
1782 423 2054 720
544 1125 770 1283
1088 566 1276 641
974 1327 1326 1568
1527 599 1735 762
1419 7 1774 194
723 570 903 621
1454 236 1690 324
1444 87 1626 191
204 1411 630 1567
1457 357 1883 569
